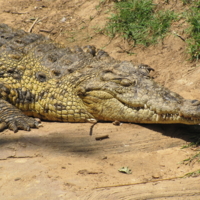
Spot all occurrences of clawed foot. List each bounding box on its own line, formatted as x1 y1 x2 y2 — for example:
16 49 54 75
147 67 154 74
0 115 41 133
0 99 41 132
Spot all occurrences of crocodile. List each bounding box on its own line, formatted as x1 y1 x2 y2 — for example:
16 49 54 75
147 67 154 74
0 23 200 132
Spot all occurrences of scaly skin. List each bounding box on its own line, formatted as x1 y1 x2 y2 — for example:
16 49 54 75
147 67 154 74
0 24 200 132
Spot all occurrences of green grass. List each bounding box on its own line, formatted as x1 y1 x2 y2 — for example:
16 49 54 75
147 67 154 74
181 0 192 5
183 169 200 177
102 0 200 60
186 1 200 61
182 152 200 164
181 137 200 149
105 0 177 46
181 137 200 165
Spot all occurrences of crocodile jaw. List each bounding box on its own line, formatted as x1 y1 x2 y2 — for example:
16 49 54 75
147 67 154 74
81 91 200 125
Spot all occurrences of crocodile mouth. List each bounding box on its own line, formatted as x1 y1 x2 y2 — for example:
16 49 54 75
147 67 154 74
128 105 200 124
81 90 200 125
116 94 200 124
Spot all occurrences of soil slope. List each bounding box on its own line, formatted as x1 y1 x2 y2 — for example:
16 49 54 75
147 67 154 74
0 0 199 199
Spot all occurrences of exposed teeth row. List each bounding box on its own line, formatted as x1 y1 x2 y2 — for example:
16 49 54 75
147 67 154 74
154 113 200 122
154 113 179 121
161 113 178 119
135 106 200 122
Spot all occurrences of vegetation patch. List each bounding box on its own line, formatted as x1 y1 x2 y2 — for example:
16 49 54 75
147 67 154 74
185 1 200 61
183 169 200 178
181 136 200 169
105 0 177 46
182 152 200 165
102 0 200 60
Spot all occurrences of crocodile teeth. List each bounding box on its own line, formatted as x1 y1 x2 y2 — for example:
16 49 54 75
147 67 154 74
177 116 181 121
87 118 97 123
162 115 166 119
156 114 161 121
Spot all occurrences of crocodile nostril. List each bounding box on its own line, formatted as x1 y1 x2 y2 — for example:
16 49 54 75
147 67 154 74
192 100 198 103
191 100 200 106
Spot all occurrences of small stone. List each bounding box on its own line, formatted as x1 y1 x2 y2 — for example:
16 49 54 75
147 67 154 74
152 174 160 179
60 17 66 23
14 177 21 181
112 120 121 126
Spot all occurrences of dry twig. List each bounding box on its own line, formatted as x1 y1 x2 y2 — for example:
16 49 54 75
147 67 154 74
28 17 39 33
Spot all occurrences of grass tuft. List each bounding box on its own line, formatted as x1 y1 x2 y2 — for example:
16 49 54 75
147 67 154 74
186 1 200 61
105 0 176 47
183 169 200 178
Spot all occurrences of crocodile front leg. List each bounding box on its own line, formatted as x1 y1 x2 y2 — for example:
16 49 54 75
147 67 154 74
0 99 40 132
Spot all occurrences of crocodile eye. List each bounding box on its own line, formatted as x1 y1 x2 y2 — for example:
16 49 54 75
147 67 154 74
101 71 115 81
36 72 47 82
120 78 132 86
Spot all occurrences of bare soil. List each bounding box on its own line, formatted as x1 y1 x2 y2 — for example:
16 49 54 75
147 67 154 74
0 0 200 199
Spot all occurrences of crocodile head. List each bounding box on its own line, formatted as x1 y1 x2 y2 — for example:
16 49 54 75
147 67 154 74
76 61 200 124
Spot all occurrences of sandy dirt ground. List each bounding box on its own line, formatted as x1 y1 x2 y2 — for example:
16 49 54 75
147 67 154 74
0 0 200 199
